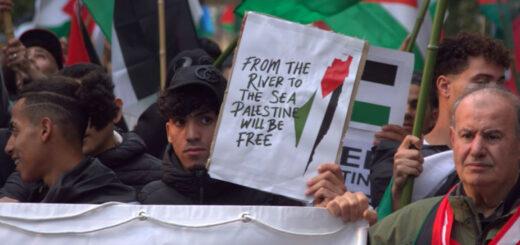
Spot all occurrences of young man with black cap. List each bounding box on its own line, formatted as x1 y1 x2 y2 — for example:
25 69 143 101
3 28 63 91
139 65 347 206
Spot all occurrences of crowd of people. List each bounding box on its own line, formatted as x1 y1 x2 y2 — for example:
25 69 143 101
0 1 518 244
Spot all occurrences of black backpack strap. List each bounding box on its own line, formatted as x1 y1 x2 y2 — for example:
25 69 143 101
413 199 443 245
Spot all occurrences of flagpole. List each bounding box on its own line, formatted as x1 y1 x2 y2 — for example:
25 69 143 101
404 0 431 52
3 11 13 42
158 0 166 91
400 0 448 208
497 0 520 93
213 36 238 68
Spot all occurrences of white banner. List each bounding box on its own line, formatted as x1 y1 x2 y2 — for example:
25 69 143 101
0 203 368 245
209 12 368 202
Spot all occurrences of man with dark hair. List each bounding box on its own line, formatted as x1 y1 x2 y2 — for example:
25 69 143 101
0 63 161 202
5 75 135 203
60 63 162 191
139 65 346 206
369 70 440 207
134 48 215 158
384 31 511 212
328 84 520 244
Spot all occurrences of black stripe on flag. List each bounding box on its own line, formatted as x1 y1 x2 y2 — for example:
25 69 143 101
114 0 199 100
361 60 398 86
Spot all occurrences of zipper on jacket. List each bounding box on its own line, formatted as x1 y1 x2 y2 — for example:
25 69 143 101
195 170 205 204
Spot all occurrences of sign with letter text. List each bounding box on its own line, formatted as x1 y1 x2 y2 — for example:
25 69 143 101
209 12 368 202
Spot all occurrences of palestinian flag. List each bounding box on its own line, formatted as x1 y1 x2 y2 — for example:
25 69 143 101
83 0 200 106
478 0 511 40
63 0 100 65
510 15 520 93
478 0 520 93
236 0 434 71
32 0 71 38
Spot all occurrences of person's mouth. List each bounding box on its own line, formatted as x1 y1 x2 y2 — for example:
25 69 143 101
465 161 493 169
183 148 206 156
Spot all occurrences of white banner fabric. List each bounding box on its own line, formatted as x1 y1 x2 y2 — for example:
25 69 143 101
0 203 368 245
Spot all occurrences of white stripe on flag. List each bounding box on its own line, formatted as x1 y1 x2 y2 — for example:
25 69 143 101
110 24 138 106
381 1 432 58
497 214 520 245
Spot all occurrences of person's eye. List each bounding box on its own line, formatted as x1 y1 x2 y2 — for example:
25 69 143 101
460 133 474 140
173 118 185 127
484 133 501 142
201 116 213 125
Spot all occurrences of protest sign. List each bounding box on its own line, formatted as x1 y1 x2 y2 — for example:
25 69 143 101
0 203 368 245
209 12 368 202
339 47 415 199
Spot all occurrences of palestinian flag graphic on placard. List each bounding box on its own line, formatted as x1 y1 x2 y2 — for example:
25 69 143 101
295 57 354 174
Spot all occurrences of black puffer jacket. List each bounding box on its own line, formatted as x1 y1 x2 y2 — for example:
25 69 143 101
42 157 136 204
138 145 303 206
96 132 162 192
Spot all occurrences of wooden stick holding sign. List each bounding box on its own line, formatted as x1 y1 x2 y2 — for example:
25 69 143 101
158 0 166 91
401 0 448 208
3 11 13 42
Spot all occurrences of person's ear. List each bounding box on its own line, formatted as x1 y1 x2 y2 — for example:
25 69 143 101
437 75 450 99
165 120 174 144
113 98 123 124
39 117 53 143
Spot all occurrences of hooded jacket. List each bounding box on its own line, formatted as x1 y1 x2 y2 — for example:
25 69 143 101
96 131 161 192
42 157 136 203
0 132 159 201
138 145 303 206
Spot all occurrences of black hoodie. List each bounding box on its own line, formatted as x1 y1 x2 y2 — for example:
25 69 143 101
138 145 303 206
96 132 161 192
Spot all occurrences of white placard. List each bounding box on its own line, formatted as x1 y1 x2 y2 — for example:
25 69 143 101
340 46 415 198
0 203 368 245
209 12 368 202
412 150 455 202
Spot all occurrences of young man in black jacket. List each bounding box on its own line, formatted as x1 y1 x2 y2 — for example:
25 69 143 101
0 64 160 202
4 75 135 203
139 65 347 206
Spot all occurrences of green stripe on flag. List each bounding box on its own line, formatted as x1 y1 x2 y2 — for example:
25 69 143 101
40 21 71 38
324 3 424 70
82 0 114 43
351 101 390 126
235 0 360 23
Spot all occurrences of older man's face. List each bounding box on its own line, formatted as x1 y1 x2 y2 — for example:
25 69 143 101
450 93 520 191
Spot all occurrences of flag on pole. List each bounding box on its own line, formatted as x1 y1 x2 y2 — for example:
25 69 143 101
235 0 434 71
477 0 519 93
32 0 71 38
82 0 200 106
63 0 100 65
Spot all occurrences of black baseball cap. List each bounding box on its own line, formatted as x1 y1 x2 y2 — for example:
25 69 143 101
167 65 227 104
19 28 64 69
